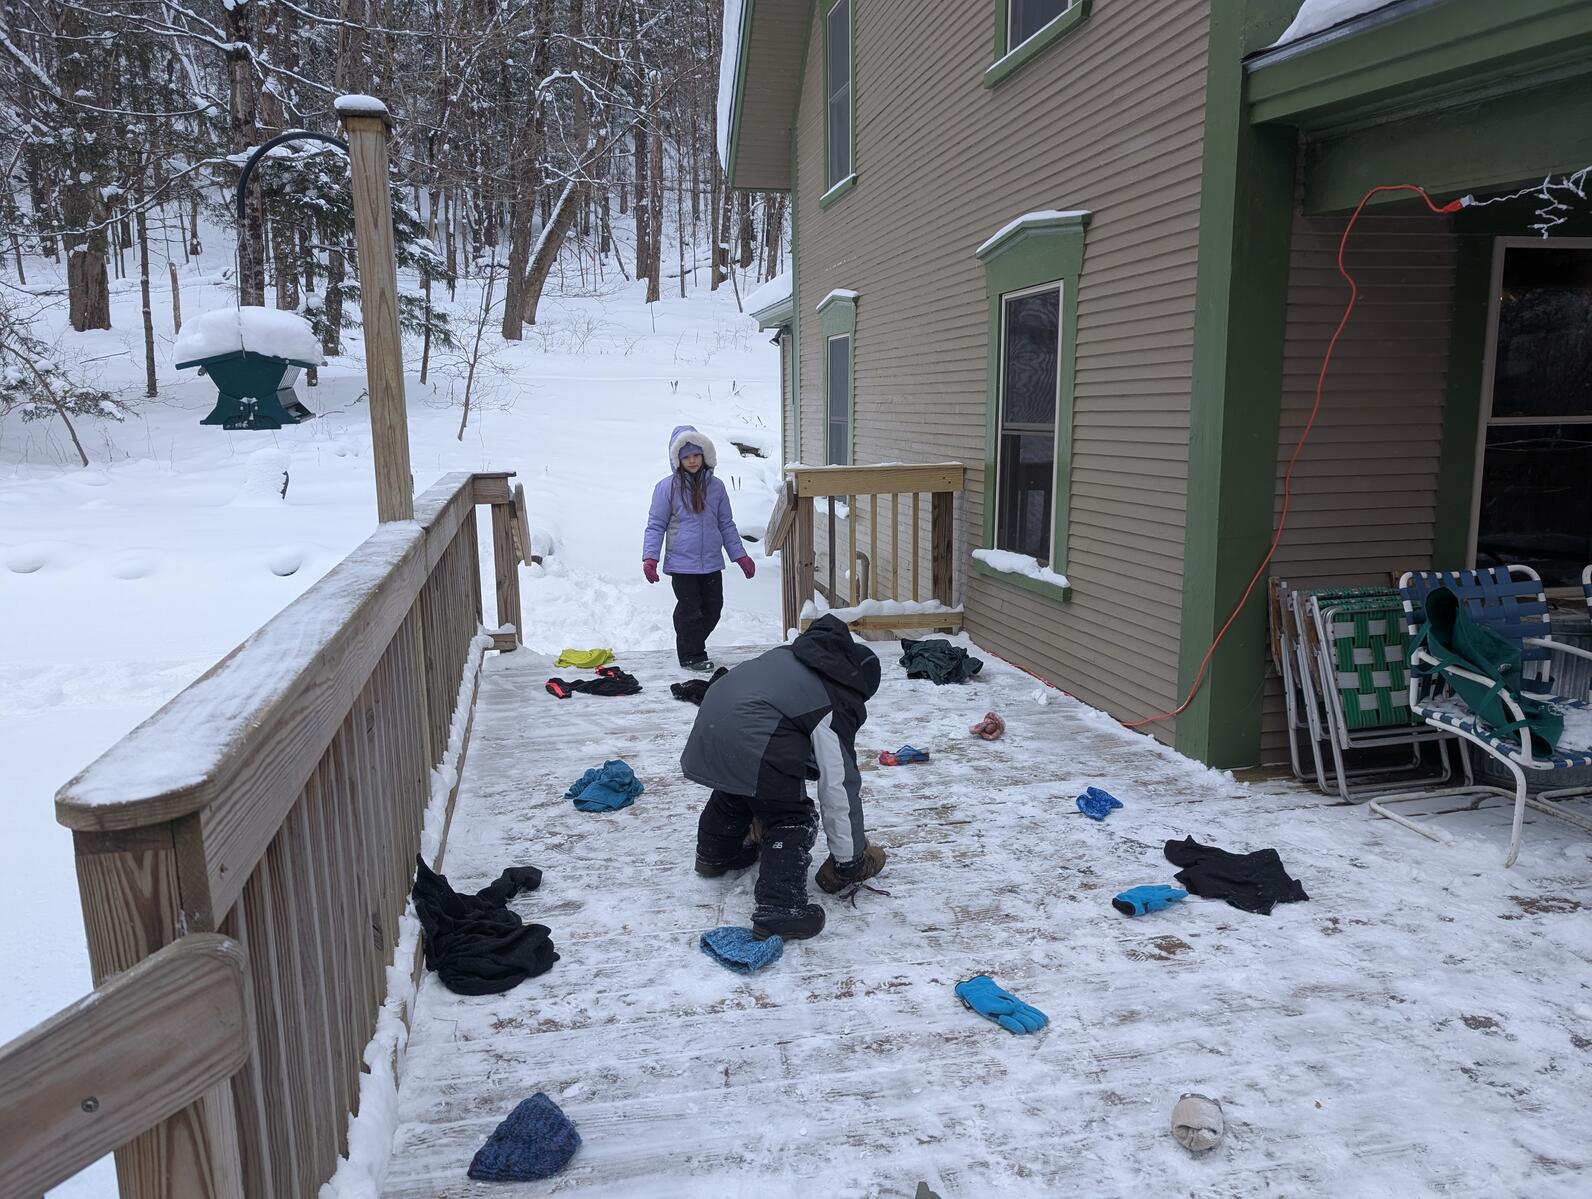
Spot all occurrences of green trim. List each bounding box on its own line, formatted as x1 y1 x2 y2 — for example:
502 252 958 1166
1247 0 1592 130
722 0 757 188
977 212 1088 577
818 172 857 209
818 290 857 464
1174 2 1298 768
816 289 858 334
789 113 802 460
750 293 794 329
971 557 1072 602
984 0 1092 89
1431 236 1494 569
821 0 855 195
1304 78 1592 213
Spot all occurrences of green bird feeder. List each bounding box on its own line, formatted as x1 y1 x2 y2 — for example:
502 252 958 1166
176 346 318 431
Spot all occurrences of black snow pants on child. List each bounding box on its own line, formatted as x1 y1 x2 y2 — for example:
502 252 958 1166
671 571 724 666
696 789 817 913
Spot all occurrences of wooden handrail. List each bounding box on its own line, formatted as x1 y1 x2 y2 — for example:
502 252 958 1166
0 934 250 1199
45 469 518 1198
775 463 965 634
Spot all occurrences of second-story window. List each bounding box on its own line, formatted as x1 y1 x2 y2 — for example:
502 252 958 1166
1008 0 1072 52
826 0 852 189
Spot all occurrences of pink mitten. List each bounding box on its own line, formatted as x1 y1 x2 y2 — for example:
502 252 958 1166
643 559 660 584
736 555 756 580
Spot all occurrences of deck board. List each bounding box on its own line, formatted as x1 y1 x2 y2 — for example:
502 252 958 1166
383 645 1592 1197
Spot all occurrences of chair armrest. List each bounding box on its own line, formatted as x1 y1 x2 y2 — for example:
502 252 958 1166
1525 636 1592 665
1411 648 1539 765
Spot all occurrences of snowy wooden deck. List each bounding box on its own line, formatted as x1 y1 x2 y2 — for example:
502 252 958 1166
384 644 1592 1197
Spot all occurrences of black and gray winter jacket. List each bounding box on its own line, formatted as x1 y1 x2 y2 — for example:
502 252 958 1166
680 614 881 863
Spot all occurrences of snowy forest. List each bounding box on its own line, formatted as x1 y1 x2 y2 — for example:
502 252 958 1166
0 0 786 454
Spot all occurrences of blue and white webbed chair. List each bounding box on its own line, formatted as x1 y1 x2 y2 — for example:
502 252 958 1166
1369 566 1592 867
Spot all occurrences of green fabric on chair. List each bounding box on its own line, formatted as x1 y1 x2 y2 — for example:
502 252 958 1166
1321 594 1417 732
1415 586 1563 756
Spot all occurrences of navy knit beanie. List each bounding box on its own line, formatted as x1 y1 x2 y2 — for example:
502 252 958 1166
467 1093 581 1181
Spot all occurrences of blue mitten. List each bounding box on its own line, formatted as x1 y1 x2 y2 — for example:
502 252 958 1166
1112 884 1188 916
700 926 783 974
954 974 1048 1035
1076 786 1123 821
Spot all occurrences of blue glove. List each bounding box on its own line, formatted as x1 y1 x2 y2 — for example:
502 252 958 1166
1076 786 1123 821
1112 884 1188 916
954 974 1048 1035
700 926 783 974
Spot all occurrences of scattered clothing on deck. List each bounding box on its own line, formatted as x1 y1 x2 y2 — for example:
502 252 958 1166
1077 786 1123 821
467 1093 581 1181
969 710 1006 740
566 759 644 812
411 857 557 996
954 973 1048 1035
879 745 930 766
544 665 643 699
899 638 983 685
1164 836 1309 915
670 666 729 706
699 925 784 974
1111 884 1188 916
554 647 615 669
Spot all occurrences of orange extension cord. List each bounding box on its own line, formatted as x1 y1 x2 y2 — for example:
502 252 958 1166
1122 183 1467 730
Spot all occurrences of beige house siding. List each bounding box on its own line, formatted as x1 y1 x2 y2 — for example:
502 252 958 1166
1260 205 1458 761
792 0 1212 735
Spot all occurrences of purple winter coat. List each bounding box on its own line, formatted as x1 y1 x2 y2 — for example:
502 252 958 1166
642 425 747 575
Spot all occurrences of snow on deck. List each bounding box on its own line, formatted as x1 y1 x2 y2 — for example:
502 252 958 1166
383 645 1592 1197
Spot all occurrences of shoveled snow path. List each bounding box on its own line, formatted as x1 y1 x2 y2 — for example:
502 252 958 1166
382 643 1592 1197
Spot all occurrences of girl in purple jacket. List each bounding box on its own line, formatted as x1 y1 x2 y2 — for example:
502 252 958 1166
643 425 756 671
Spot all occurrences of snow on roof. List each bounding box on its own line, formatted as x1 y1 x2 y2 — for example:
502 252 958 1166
816 288 859 310
745 270 793 316
174 306 326 366
976 210 1092 257
334 93 390 117
715 0 747 169
1271 0 1407 46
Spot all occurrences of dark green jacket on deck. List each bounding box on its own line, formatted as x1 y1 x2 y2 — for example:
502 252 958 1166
898 638 983 685
1414 586 1562 756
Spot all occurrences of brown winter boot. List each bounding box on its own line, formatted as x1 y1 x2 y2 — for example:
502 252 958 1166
816 842 887 894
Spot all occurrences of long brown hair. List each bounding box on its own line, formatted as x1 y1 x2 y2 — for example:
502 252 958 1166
675 465 708 514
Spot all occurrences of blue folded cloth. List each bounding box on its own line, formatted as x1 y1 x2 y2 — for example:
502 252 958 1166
467 1092 581 1181
566 759 644 812
700 925 784 974
1112 884 1188 916
1076 786 1123 821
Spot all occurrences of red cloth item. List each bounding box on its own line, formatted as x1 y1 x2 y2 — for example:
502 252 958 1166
736 555 756 579
969 711 1006 741
643 559 660 584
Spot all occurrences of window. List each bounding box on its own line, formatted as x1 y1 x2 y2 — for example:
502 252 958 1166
824 0 853 194
996 284 1062 562
975 210 1089 594
1471 243 1592 588
826 335 851 465
1008 0 1072 51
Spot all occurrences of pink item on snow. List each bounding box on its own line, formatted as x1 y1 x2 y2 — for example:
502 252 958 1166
969 711 1006 741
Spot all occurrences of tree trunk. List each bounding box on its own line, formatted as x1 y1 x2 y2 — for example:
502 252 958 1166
738 192 755 269
420 274 432 384
57 9 111 330
646 74 663 304
137 190 157 397
323 249 345 355
169 260 182 334
633 116 650 286
226 0 266 305
188 197 201 257
272 217 300 311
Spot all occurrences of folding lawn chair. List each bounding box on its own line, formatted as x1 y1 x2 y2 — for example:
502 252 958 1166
1369 566 1592 866
1303 589 1455 801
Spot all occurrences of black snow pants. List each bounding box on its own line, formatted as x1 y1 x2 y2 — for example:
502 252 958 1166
696 788 817 913
671 571 724 666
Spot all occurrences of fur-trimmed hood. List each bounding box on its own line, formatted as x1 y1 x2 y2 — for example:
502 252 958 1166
667 424 718 471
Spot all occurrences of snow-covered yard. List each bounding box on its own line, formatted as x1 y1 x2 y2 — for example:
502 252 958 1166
380 643 1592 1198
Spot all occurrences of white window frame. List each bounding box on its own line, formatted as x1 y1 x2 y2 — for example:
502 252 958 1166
1007 0 1075 54
994 279 1065 565
824 0 853 191
825 332 852 466
1467 236 1592 593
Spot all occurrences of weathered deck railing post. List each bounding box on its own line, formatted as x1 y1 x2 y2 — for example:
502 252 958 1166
50 471 513 1198
475 471 524 651
337 95 414 524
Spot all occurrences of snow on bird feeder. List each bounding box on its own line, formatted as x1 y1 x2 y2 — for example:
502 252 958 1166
174 306 324 430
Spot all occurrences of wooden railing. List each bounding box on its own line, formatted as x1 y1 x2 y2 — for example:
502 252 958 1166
26 469 521 1198
769 463 966 635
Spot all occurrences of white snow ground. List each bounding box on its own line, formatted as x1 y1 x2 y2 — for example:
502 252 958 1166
380 644 1592 1198
1 238 781 1197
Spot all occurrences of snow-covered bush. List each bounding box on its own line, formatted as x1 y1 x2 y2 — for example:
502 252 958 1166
0 297 126 464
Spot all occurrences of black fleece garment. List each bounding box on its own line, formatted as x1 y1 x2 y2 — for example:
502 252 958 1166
412 856 558 994
1163 837 1309 915
670 667 728 705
